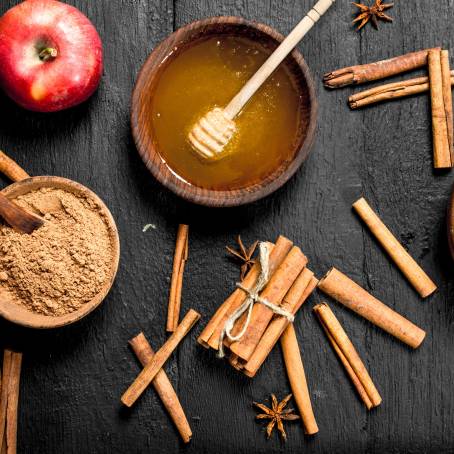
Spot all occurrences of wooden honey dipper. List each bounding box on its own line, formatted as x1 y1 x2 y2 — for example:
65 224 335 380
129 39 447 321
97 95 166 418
188 0 335 161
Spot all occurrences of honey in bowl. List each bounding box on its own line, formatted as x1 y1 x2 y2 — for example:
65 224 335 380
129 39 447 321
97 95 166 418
150 36 304 191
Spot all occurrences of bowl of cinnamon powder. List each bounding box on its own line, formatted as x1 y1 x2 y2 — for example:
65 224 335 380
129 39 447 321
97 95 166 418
0 176 120 329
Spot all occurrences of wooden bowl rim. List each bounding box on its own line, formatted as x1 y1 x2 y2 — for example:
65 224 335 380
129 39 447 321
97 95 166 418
0 176 120 329
131 16 318 207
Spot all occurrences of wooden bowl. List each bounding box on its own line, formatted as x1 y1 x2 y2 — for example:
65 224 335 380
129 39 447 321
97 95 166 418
0 176 120 329
131 16 317 207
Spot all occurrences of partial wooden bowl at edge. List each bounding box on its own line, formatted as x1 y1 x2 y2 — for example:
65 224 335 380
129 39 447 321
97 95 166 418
0 176 120 329
131 16 318 207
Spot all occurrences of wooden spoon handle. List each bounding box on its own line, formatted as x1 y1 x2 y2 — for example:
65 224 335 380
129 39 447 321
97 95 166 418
0 193 44 234
0 151 42 233
0 150 30 182
224 0 335 119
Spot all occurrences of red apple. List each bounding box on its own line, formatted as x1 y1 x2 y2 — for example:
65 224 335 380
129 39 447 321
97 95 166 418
0 0 103 112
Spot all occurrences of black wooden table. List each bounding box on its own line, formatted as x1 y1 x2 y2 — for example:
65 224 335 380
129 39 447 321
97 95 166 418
0 1 453 453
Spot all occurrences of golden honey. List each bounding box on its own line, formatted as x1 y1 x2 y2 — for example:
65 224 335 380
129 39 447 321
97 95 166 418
150 36 302 190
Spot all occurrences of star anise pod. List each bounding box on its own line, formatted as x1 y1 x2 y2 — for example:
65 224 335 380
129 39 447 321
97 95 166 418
353 0 394 31
226 236 258 281
253 394 299 440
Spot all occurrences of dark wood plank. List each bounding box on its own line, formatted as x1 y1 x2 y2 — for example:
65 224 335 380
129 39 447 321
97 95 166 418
0 0 453 452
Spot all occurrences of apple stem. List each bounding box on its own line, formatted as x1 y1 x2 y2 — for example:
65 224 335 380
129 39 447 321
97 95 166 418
39 47 58 61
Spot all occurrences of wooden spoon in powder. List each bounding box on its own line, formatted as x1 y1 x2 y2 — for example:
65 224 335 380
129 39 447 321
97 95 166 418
0 192 44 234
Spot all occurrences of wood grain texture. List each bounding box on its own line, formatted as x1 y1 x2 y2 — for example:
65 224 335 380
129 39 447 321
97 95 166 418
449 186 454 260
0 0 453 452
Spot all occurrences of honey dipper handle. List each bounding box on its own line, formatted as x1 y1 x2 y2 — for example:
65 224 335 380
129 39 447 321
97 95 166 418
0 150 30 182
224 0 335 119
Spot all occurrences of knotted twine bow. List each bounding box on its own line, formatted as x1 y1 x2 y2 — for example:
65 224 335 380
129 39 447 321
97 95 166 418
218 242 294 358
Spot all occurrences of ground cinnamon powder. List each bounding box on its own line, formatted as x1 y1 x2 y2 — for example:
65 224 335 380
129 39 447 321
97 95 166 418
0 187 113 316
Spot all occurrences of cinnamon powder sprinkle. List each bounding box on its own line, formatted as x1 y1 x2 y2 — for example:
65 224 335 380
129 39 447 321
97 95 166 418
0 188 113 316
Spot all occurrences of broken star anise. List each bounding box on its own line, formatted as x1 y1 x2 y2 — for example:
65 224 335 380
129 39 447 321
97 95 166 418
253 394 299 440
353 0 394 31
226 236 258 281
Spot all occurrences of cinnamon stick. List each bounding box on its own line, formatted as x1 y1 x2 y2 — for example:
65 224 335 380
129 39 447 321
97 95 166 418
318 268 426 348
228 246 308 361
441 50 454 162
122 309 200 407
353 197 437 298
280 324 319 434
197 292 237 349
167 224 189 332
0 151 30 182
243 272 318 377
324 49 439 89
429 49 452 168
228 354 243 371
318 318 373 410
0 351 12 453
205 240 288 351
349 72 454 109
5 352 21 454
197 242 276 348
199 236 293 350
129 333 192 443
314 303 382 409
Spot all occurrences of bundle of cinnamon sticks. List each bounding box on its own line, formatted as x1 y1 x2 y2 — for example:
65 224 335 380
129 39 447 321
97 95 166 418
198 235 320 435
197 235 317 377
324 48 454 169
